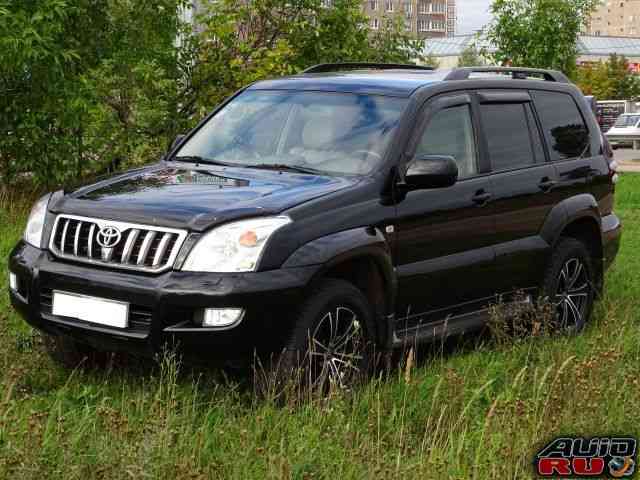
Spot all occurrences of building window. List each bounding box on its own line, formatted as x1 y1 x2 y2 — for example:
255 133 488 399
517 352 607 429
418 19 427 31
370 0 378 10
404 1 412 17
371 17 380 29
386 0 394 12
418 1 428 13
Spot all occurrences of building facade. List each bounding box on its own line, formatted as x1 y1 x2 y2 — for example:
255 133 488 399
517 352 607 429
187 0 456 39
587 0 640 37
363 0 456 39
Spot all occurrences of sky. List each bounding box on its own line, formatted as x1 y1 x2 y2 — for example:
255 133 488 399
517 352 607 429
457 0 492 35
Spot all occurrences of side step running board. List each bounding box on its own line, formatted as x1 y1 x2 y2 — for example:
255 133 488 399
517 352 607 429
392 310 488 348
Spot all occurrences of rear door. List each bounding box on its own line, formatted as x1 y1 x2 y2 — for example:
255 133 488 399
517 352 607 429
530 90 595 204
479 90 558 293
394 92 496 327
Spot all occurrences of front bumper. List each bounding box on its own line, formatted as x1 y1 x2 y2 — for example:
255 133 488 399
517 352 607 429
8 241 317 363
606 134 640 146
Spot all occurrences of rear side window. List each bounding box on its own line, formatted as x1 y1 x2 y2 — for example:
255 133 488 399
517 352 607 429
531 91 590 161
480 103 535 171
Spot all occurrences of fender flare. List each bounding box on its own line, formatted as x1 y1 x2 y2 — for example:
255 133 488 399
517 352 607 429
282 227 396 342
539 193 602 251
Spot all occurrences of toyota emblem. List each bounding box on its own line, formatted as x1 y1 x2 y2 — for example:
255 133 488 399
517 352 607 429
96 226 122 248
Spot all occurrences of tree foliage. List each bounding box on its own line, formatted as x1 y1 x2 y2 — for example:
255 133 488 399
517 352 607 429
0 0 187 187
189 0 422 113
457 44 485 67
576 55 640 100
1 0 419 188
485 0 598 76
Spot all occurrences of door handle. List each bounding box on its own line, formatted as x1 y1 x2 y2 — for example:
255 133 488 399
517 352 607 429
472 191 492 206
538 178 556 191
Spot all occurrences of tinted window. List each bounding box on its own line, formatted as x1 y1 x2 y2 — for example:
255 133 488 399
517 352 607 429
480 103 535 171
531 91 590 161
525 103 546 162
416 104 477 178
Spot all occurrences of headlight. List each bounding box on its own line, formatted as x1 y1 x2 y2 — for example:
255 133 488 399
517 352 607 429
24 193 51 248
181 216 291 272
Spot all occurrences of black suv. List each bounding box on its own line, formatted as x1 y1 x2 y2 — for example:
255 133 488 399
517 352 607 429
9 64 621 387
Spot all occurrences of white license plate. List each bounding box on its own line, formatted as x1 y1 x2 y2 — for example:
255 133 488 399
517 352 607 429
52 291 129 329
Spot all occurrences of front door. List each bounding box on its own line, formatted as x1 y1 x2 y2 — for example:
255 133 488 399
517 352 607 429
394 93 496 329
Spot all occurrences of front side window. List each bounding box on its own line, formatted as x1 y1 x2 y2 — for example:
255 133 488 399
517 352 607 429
532 91 590 161
480 103 536 171
415 104 478 178
176 91 407 175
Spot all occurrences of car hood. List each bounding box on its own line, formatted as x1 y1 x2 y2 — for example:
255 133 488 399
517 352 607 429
607 126 640 134
52 163 358 231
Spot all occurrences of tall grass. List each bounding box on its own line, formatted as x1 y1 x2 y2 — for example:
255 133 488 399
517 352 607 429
1 175 640 478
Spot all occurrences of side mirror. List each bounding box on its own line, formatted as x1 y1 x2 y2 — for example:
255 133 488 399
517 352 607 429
170 134 185 151
404 155 458 190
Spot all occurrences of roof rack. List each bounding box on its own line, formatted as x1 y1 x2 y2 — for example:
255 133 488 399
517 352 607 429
303 63 435 74
444 67 570 83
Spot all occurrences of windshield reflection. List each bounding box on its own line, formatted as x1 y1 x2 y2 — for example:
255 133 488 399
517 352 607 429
175 91 407 175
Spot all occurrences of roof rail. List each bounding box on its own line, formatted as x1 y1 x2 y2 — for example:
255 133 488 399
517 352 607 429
444 67 570 83
303 63 435 74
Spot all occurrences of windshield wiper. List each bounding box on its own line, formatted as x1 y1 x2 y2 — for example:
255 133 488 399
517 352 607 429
172 155 232 167
248 163 324 175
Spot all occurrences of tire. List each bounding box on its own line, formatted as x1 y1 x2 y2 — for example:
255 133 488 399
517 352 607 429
262 279 377 397
43 333 104 369
541 237 596 333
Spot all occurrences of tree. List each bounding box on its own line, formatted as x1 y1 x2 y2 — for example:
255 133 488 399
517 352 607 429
485 0 598 77
457 44 484 67
188 0 423 114
0 0 188 187
576 55 640 100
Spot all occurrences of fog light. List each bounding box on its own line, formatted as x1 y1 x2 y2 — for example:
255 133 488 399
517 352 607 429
9 272 18 292
195 308 244 328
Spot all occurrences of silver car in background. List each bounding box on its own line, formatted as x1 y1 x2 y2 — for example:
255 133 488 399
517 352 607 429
606 113 640 149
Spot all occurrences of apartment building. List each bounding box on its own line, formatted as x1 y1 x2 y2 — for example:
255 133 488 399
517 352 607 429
187 0 456 39
587 0 640 37
363 0 456 39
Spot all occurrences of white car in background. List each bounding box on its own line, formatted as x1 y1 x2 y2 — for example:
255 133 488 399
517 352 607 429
606 113 640 149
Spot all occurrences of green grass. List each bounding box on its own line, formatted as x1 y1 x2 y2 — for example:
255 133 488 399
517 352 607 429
2 176 640 479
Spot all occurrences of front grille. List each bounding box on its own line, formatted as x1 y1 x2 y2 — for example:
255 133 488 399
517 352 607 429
49 215 187 273
40 288 153 334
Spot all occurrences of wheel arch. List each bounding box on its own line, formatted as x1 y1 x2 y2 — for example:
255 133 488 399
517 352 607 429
282 227 396 346
540 194 603 290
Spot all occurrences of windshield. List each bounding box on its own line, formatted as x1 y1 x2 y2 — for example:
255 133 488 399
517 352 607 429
175 91 407 175
613 114 640 128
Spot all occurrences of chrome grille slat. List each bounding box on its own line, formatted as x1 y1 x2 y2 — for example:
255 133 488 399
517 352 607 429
60 219 70 254
153 233 173 267
137 231 156 265
49 214 187 274
87 224 95 258
121 229 140 264
73 221 81 256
